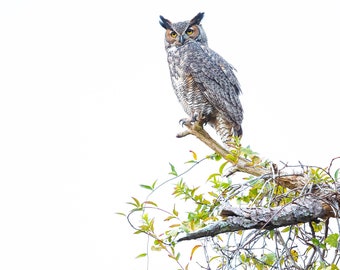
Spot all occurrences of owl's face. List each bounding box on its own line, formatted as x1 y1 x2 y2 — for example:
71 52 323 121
159 12 207 48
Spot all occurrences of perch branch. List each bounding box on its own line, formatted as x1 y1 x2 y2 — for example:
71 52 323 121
177 122 269 177
177 122 307 189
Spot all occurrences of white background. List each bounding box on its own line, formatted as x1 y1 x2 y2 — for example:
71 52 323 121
0 0 339 269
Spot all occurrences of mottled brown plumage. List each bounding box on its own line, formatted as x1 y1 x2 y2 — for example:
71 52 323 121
160 12 243 144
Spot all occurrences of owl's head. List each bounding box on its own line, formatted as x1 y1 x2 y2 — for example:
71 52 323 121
159 12 207 48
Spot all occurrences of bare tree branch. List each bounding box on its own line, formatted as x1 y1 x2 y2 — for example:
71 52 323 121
178 196 333 242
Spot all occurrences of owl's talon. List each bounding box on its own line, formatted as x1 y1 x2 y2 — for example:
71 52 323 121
179 118 191 127
192 113 199 123
179 116 200 127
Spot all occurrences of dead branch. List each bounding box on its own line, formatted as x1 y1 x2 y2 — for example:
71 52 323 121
178 196 334 242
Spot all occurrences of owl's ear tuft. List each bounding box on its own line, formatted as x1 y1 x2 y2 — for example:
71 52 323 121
190 12 205 26
159 16 173 30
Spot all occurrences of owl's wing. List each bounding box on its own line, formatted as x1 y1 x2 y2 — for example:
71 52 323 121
184 42 243 125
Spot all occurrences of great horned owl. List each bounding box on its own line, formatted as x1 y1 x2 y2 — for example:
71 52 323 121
159 12 243 145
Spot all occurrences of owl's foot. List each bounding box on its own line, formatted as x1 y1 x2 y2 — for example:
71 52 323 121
179 119 204 130
177 121 203 138
177 117 206 138
179 113 207 127
179 118 193 127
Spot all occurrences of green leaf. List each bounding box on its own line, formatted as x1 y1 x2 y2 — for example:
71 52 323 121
240 253 246 263
151 180 158 189
173 205 178 216
207 173 220 181
185 160 197 164
209 255 220 263
127 197 141 208
311 238 320 246
208 191 218 198
281 226 291 233
325 233 339 248
218 161 228 175
312 221 323 232
136 253 147 259
251 155 261 165
334 169 339 181
208 153 221 161
140 184 153 190
305 245 313 254
241 145 257 158
169 163 178 176
151 245 162 251
323 264 340 270
263 253 276 265
168 253 180 261
164 215 176 221
143 200 158 207
169 223 180 228
312 238 326 249
225 154 237 164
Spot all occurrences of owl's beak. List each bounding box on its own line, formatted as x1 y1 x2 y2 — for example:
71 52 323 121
178 35 185 45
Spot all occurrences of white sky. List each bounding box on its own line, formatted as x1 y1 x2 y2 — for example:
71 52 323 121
0 0 339 269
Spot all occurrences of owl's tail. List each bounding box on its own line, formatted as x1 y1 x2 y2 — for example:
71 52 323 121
213 116 242 145
233 125 243 138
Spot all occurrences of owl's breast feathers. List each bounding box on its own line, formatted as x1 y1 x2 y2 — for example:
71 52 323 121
170 41 243 126
167 48 212 118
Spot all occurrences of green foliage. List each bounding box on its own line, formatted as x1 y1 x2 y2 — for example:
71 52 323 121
310 167 334 184
169 163 178 176
325 233 339 248
316 262 340 270
334 168 340 181
122 149 340 270
140 180 157 191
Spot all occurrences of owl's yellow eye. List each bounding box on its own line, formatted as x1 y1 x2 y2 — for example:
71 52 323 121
170 31 177 38
186 28 194 35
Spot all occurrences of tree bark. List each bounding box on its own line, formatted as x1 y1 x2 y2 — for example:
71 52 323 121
178 196 333 241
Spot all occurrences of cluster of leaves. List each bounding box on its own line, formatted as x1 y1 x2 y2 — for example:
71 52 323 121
120 150 235 269
120 148 340 270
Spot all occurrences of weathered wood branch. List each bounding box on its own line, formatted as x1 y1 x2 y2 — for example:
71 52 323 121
177 121 269 177
178 196 337 241
176 123 340 242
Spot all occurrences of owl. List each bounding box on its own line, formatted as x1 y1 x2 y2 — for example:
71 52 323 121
159 12 243 145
